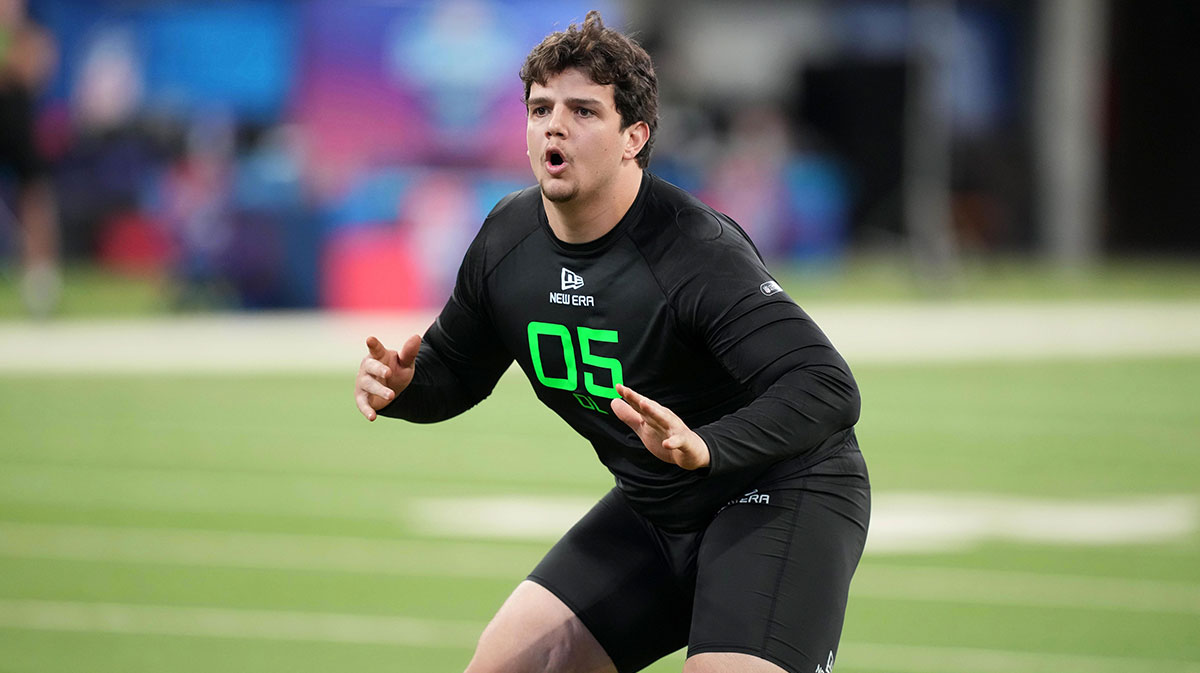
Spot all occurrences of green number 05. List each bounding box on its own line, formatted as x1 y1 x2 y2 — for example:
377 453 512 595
527 322 623 399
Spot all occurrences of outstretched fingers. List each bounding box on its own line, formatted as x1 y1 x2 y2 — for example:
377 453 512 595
361 357 390 380
614 384 711 470
355 387 380 421
358 334 412 422
359 372 395 403
397 334 422 367
366 336 389 361
610 395 644 432
355 370 394 421
615 384 674 434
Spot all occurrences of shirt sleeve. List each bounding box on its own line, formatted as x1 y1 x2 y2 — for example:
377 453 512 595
377 227 513 424
670 229 860 476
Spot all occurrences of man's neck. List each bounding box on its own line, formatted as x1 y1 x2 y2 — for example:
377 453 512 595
544 167 644 244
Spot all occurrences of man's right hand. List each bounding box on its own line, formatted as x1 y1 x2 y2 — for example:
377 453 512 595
355 334 421 421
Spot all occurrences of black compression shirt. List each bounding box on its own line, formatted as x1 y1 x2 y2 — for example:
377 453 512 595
381 172 860 531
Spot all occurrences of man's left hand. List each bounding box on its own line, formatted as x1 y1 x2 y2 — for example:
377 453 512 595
611 384 710 470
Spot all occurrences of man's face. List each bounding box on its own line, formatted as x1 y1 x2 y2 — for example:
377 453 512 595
526 68 632 204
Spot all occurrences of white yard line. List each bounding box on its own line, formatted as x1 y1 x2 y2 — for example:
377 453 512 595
0 599 1197 672
817 301 1200 363
865 492 1200 552
2 517 1198 615
0 599 481 649
0 462 424 523
0 459 1196 548
2 462 1195 553
1 302 1199 373
0 521 530 580
407 492 1200 552
0 311 436 374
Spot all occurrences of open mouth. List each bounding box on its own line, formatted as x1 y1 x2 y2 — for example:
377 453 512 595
547 150 565 167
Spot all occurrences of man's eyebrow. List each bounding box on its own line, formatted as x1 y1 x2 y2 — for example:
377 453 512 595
526 96 606 109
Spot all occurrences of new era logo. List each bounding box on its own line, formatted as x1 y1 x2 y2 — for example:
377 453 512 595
760 280 783 296
561 268 585 291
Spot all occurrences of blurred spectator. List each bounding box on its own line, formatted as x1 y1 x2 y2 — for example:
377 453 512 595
701 105 791 254
160 111 238 308
0 0 59 317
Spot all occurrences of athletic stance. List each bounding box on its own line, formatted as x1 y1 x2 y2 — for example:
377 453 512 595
356 12 868 673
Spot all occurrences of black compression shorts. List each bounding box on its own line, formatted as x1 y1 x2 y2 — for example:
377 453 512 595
528 445 870 673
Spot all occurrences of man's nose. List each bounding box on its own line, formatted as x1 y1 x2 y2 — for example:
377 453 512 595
546 107 567 137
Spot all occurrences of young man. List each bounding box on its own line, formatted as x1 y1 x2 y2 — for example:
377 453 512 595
355 11 869 673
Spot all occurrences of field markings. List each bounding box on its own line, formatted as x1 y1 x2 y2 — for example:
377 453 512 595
1 463 1195 553
2 302 1199 374
0 599 480 649
0 461 598 524
2 520 1199 616
1 456 1195 555
0 463 1195 550
0 312 437 375
405 493 1199 552
0 599 1197 672
865 492 1199 552
0 521 535 580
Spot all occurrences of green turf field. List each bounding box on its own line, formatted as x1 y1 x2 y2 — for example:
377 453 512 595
1 352 1198 672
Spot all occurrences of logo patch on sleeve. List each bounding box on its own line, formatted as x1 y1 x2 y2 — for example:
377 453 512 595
760 280 783 296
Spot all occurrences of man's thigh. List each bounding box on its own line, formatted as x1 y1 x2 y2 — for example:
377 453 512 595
688 449 870 673
465 580 615 673
528 489 693 673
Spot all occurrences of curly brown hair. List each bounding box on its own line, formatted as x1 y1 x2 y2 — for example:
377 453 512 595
520 10 658 168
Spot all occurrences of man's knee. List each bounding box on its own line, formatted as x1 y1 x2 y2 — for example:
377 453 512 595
463 581 615 673
465 617 572 673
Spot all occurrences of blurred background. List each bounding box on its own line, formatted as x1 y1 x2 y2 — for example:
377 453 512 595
2 0 1197 316
1 2 1198 673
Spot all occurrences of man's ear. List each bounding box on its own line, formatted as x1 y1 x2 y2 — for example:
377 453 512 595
623 121 650 161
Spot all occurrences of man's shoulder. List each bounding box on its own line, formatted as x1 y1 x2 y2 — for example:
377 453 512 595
635 176 783 322
634 174 762 269
486 184 542 221
468 184 543 265
482 184 542 234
